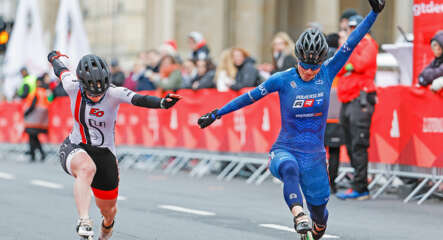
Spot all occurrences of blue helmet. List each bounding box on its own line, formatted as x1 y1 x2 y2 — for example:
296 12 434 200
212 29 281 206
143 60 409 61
348 15 363 28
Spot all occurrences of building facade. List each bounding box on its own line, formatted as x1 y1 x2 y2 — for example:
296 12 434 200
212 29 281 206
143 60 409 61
2 0 414 69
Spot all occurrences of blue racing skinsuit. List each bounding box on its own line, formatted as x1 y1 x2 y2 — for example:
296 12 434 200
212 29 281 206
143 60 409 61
216 11 378 225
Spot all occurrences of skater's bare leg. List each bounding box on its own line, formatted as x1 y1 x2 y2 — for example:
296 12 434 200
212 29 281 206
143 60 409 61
96 197 117 227
96 197 117 239
70 151 96 219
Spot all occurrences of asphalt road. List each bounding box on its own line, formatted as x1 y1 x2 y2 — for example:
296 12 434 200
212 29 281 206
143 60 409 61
0 154 442 240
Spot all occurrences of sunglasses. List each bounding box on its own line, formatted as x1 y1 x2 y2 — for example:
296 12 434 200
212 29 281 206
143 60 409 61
299 62 321 70
85 90 104 98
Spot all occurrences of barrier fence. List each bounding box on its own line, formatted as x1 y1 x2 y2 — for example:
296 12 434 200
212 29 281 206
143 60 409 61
0 86 442 204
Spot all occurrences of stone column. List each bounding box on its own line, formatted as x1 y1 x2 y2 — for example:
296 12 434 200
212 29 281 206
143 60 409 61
305 0 340 34
173 0 225 61
393 0 413 41
145 0 175 50
230 0 265 62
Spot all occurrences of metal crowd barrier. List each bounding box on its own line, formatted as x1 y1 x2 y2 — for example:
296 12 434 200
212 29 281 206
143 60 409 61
1 143 442 204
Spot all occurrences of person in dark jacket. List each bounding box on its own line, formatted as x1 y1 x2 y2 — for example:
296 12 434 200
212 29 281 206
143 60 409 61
145 49 162 73
270 32 298 74
324 32 345 194
336 14 378 200
326 33 340 59
189 59 216 90
230 48 260 91
188 31 210 61
419 31 443 92
110 58 125 87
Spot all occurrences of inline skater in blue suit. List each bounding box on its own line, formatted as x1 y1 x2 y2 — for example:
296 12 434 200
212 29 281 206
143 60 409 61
198 1 385 239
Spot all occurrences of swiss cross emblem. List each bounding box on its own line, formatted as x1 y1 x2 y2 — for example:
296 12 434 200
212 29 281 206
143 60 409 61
303 99 314 107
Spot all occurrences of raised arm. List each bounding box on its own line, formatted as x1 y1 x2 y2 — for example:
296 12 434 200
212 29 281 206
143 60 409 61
47 51 77 94
325 0 384 77
198 71 283 128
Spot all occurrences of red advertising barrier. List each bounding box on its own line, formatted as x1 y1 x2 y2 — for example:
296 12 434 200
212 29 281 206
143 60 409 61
1 87 442 167
413 0 443 84
369 86 443 168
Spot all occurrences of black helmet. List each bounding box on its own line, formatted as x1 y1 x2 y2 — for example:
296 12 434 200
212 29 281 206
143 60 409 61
295 28 328 65
76 54 110 96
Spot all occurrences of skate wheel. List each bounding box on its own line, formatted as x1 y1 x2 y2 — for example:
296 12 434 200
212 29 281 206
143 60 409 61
79 236 94 240
306 231 314 240
300 231 314 240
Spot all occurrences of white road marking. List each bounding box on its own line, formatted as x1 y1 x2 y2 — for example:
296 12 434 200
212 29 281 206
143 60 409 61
0 172 15 180
117 196 127 201
158 205 216 216
259 224 340 239
30 180 63 189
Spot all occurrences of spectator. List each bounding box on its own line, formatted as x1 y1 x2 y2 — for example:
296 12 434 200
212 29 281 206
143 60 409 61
123 60 142 91
339 8 358 32
326 33 340 59
153 55 182 91
181 59 197 89
188 59 216 90
124 59 155 91
159 40 182 64
230 48 260 91
110 58 125 87
215 49 236 92
339 8 358 47
145 49 162 73
270 32 297 74
419 31 443 93
136 66 156 91
18 71 52 162
188 31 210 61
336 14 378 200
325 32 345 194
257 32 297 77
307 22 324 33
16 67 36 99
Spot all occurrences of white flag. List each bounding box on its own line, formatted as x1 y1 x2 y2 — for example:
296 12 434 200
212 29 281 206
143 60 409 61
54 0 90 72
2 0 48 100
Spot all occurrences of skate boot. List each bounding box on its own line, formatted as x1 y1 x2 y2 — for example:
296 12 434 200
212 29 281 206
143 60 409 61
99 219 114 240
312 222 326 240
76 217 94 240
294 212 313 240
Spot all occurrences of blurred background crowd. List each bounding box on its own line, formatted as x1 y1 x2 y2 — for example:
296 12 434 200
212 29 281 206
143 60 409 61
0 0 417 101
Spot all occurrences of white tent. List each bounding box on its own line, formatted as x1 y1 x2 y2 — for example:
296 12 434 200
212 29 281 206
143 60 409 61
54 0 90 72
2 0 48 100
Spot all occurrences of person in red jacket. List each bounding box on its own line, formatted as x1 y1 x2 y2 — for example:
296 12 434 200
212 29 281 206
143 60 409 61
336 15 378 200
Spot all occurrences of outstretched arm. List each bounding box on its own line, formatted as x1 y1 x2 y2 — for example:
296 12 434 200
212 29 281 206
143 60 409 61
198 71 282 128
325 0 384 77
112 85 182 109
131 93 182 109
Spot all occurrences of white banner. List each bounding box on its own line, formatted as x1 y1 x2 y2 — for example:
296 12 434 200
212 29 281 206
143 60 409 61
2 0 48 100
54 0 90 72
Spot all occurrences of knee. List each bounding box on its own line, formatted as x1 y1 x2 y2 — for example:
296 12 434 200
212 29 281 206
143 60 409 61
279 161 299 179
77 163 96 179
101 205 117 217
